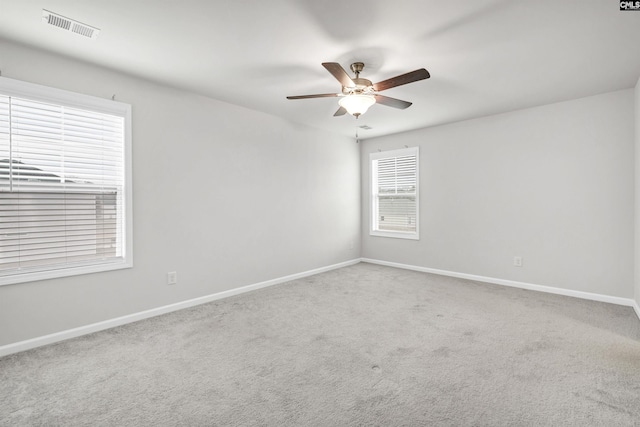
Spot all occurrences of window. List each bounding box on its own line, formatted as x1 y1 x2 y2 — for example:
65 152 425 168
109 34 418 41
370 147 419 239
0 77 132 285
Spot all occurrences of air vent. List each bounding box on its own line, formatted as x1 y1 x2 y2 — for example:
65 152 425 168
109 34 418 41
42 10 100 40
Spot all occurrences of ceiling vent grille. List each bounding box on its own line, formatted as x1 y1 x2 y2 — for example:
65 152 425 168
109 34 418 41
42 10 100 40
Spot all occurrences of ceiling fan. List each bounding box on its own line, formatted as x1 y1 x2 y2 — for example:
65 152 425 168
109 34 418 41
287 62 430 118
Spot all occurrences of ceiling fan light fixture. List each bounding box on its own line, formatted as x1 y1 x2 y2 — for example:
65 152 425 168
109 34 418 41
338 94 375 117
287 62 429 118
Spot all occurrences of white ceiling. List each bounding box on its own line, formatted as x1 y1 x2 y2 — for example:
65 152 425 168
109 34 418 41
1 0 639 139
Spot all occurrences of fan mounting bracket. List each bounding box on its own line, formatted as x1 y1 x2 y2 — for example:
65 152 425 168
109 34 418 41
350 62 365 75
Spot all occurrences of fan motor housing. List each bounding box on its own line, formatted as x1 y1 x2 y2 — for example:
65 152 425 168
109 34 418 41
343 77 374 95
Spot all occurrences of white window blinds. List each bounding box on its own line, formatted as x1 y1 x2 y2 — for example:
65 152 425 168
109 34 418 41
0 77 132 284
370 147 419 239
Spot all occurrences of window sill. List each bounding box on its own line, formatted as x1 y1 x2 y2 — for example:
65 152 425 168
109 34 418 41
0 259 132 286
370 230 419 240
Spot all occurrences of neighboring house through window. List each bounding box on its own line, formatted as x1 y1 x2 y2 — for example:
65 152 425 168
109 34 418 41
0 77 132 285
370 147 419 240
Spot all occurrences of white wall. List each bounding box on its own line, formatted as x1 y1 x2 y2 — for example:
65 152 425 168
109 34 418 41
0 40 361 346
635 76 640 309
361 90 635 298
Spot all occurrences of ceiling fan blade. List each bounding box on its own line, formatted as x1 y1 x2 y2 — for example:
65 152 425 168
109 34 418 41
322 62 355 88
375 95 412 109
333 106 347 116
373 69 430 92
286 93 339 100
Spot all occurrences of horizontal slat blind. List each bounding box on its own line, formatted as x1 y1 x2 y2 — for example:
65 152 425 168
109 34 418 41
377 195 417 232
376 155 417 195
372 149 418 234
0 94 125 276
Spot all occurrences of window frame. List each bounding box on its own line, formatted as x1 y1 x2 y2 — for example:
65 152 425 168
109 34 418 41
0 76 133 286
370 146 419 240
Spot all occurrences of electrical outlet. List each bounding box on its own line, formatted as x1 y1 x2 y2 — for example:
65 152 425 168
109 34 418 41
167 271 177 285
513 256 523 267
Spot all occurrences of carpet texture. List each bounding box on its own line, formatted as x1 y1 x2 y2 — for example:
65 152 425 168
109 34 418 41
1 262 640 426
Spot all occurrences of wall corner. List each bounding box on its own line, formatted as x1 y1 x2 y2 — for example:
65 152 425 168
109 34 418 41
634 75 640 315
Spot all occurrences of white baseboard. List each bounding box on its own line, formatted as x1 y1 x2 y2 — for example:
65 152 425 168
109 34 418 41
361 258 638 310
0 258 361 358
